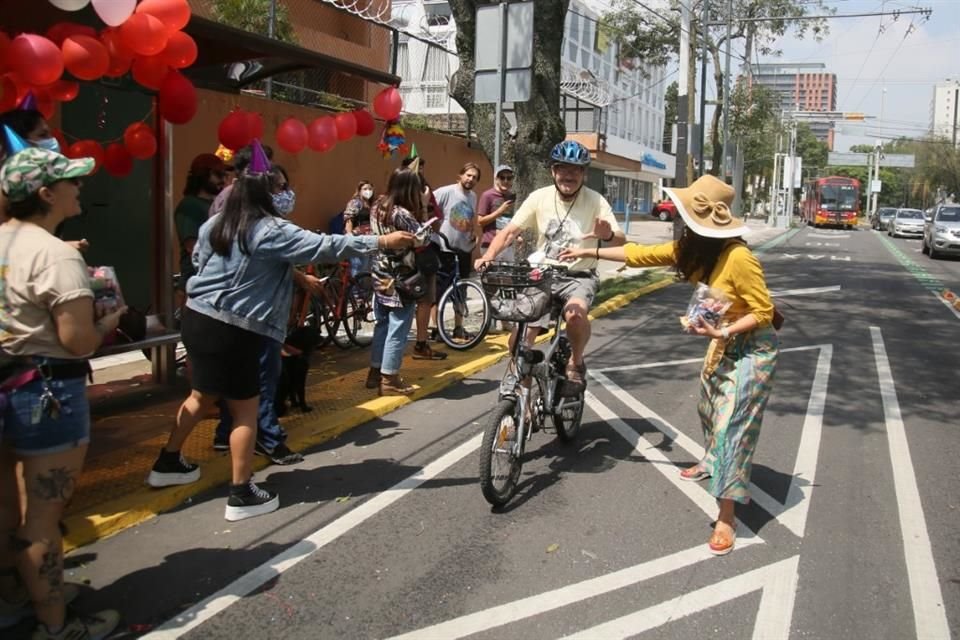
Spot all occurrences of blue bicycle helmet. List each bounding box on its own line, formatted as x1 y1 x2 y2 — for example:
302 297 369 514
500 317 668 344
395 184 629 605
550 140 591 167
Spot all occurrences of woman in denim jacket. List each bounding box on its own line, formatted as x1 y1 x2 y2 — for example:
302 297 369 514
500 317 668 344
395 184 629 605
146 143 414 521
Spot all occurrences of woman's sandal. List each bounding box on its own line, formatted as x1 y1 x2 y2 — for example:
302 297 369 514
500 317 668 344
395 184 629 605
708 525 736 556
679 464 710 482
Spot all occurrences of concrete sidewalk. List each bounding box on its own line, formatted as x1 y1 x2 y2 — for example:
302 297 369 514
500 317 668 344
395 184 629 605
67 220 792 551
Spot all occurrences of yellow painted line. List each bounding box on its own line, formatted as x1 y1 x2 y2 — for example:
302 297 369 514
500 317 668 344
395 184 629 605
63 275 673 552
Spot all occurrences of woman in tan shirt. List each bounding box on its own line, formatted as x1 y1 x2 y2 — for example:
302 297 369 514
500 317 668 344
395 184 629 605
560 175 778 557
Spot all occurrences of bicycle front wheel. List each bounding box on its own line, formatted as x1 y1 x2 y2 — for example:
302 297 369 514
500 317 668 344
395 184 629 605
479 399 524 507
553 391 585 443
437 280 490 351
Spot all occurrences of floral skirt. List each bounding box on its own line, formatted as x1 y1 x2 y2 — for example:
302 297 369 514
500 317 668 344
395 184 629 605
698 326 778 503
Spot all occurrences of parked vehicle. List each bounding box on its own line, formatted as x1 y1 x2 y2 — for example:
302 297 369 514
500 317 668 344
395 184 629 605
871 207 897 230
803 176 860 228
887 208 925 238
650 199 677 221
922 204 960 259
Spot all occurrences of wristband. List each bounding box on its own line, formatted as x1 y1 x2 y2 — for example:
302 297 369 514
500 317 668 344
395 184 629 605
595 246 600 260
721 326 730 340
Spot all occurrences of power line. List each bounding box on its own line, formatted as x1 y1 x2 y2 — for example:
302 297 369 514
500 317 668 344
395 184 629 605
708 6 933 25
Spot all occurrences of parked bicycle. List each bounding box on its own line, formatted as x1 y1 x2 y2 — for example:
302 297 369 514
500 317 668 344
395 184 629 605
434 232 491 351
299 261 375 349
476 262 585 507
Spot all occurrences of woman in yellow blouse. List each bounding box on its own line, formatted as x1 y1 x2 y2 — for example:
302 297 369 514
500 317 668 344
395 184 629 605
560 175 778 556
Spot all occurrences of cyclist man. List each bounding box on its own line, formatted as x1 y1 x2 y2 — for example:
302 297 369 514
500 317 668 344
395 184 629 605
476 140 625 392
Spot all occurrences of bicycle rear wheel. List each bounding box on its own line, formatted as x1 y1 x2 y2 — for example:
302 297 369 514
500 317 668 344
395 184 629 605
438 280 490 351
479 399 524 507
306 297 333 348
343 278 376 347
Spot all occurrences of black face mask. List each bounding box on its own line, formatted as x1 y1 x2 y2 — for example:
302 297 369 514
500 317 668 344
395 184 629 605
204 179 224 196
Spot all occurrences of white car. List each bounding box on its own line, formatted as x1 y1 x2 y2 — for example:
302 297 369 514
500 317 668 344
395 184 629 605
887 208 925 238
923 204 960 259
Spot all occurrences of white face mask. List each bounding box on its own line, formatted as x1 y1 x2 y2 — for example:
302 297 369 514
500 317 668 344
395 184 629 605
361 188 374 200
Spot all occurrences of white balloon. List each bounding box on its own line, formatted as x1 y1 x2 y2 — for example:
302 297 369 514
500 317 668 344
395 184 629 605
91 0 137 27
48 0 91 10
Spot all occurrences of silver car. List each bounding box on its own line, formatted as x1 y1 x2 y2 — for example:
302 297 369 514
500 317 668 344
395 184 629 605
922 204 960 259
888 208 925 238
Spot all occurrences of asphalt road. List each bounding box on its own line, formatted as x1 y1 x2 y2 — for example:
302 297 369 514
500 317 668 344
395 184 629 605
19 224 958 640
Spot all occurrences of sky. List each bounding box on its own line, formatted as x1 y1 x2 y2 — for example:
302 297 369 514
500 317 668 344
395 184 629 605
764 0 960 151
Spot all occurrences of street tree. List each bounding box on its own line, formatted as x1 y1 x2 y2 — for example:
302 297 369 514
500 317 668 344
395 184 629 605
602 0 829 176
212 0 297 43
446 0 569 199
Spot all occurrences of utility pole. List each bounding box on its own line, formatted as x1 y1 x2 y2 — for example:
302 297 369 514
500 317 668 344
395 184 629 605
675 2 691 190
698 0 709 178
869 141 882 219
783 119 798 228
265 0 277 99
721 0 732 181
953 85 959 147
493 0 508 170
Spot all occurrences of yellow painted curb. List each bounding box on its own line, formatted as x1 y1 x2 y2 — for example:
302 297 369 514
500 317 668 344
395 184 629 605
63 274 673 552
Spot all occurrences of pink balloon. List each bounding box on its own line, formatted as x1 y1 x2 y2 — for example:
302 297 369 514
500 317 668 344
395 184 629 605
92 0 137 27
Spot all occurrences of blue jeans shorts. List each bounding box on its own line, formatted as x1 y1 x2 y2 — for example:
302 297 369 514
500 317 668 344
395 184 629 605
1 376 90 456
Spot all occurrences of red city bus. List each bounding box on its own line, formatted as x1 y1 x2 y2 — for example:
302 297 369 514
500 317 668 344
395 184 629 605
802 176 861 229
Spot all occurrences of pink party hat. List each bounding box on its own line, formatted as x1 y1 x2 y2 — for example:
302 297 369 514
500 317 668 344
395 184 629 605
3 125 29 154
248 138 271 174
18 91 37 112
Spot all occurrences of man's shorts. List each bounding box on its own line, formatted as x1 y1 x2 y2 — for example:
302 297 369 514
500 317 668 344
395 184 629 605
529 271 599 327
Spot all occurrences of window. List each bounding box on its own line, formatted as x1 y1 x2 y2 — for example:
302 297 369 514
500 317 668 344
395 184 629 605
422 47 449 83
397 42 411 81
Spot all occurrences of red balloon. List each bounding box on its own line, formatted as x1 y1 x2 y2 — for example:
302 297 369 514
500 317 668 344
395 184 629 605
48 79 80 102
372 87 402 121
246 112 264 140
120 13 169 57
307 116 337 152
160 31 197 69
66 140 104 173
0 76 18 112
353 109 376 137
218 110 253 151
62 35 109 81
100 28 135 62
0 33 11 75
123 123 157 159
276 118 308 154
131 55 170 90
104 54 132 78
158 70 197 124
32 90 56 120
103 143 134 177
47 23 98 47
334 112 357 142
136 0 192 34
9 35 64 87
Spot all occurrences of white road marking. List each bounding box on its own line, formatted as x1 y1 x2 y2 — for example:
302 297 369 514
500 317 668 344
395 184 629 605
870 327 951 639
590 344 831 537
830 255 852 261
142 434 484 639
388 539 763 640
808 233 850 239
771 285 841 297
558 556 801 640
593 344 824 374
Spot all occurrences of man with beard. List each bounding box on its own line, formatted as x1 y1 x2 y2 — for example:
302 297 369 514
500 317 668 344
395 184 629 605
176 154 227 285
435 163 482 342
476 141 625 395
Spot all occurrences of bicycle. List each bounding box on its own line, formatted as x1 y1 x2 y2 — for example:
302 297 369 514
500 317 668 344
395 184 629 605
476 263 586 507
300 261 376 349
434 232 491 351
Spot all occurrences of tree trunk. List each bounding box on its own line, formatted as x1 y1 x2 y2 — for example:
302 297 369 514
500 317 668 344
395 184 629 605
447 0 568 202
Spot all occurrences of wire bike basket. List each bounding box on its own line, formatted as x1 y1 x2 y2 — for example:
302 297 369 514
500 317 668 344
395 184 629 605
481 263 553 323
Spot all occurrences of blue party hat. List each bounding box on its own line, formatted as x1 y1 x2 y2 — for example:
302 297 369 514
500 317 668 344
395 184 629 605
18 91 37 112
3 125 29 154
248 138 271 174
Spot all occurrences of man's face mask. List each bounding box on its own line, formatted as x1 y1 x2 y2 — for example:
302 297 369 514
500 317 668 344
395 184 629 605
272 189 296 216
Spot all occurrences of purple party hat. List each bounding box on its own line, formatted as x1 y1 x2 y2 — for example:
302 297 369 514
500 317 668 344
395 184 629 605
248 138 271 174
18 91 38 112
3 125 29 154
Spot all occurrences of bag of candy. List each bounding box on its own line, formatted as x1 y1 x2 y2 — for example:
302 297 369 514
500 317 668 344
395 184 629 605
88 267 125 346
680 283 731 333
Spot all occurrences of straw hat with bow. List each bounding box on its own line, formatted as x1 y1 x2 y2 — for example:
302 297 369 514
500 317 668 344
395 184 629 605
663 174 747 239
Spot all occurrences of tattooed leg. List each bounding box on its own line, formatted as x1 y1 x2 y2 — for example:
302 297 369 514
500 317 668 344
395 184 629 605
17 445 87 629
